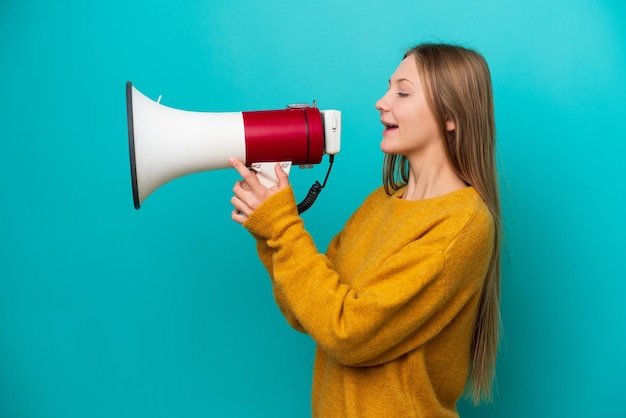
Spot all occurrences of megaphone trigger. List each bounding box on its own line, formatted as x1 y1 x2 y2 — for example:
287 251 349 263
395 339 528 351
250 162 292 188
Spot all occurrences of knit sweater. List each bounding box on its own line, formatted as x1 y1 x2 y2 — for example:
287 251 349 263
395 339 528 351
244 185 495 418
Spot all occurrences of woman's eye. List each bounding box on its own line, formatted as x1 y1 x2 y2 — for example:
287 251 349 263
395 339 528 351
397 92 409 97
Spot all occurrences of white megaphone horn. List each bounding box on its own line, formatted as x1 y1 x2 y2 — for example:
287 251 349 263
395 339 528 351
126 81 341 211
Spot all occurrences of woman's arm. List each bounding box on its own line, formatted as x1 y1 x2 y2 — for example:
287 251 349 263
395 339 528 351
243 187 492 368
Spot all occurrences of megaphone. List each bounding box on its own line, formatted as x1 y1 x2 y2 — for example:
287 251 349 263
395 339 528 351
126 81 341 210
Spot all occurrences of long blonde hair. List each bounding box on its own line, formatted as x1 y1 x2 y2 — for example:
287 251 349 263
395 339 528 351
383 43 501 404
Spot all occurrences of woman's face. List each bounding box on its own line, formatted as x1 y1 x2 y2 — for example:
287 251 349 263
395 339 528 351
375 56 443 159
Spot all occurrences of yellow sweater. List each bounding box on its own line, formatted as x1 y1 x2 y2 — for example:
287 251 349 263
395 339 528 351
244 185 494 418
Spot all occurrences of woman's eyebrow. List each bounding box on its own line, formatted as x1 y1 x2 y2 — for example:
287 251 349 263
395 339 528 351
389 78 415 86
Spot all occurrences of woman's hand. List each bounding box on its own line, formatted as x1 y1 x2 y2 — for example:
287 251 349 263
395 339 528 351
230 158 289 224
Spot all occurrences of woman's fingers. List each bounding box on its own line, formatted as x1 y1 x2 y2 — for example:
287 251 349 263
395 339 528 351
229 158 261 190
229 158 290 224
273 162 290 190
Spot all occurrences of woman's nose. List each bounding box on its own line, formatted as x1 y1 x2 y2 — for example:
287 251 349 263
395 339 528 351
375 95 387 111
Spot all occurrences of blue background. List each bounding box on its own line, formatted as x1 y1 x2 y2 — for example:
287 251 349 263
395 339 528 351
1 1 625 417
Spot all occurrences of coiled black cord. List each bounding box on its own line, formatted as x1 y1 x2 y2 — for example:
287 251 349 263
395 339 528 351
297 155 335 214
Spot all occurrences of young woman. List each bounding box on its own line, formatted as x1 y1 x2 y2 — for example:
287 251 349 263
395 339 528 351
229 43 501 417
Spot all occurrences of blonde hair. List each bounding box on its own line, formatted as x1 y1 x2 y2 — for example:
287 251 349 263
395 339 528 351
383 43 501 404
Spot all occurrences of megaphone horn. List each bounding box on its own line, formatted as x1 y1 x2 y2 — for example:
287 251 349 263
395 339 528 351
126 82 341 210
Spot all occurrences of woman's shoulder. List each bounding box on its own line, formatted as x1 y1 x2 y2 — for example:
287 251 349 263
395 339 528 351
439 187 495 252
400 187 494 251
344 185 493 237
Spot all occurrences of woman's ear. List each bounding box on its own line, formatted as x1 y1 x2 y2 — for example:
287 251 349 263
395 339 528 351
446 119 456 132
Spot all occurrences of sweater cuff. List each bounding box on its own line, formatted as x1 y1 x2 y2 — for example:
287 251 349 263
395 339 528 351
243 186 299 239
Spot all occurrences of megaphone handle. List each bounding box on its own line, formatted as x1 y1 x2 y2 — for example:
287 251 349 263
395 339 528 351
250 162 292 188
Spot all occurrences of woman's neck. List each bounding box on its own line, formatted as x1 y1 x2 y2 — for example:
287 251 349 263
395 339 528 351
403 152 467 201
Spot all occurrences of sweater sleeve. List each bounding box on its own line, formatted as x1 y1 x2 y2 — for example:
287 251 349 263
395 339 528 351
245 186 492 367
249 230 306 333
247 185 358 335
248 188 355 334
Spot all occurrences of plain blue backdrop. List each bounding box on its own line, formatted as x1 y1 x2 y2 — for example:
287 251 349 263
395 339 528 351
1 0 625 417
